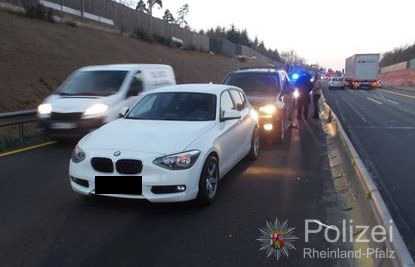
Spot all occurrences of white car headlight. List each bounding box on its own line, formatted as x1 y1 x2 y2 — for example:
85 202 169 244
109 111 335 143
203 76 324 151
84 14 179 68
71 145 86 163
153 150 201 170
250 109 259 121
38 103 52 116
259 104 277 115
83 103 109 117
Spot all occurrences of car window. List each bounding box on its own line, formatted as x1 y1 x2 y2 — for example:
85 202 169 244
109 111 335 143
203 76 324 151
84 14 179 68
229 90 245 110
224 72 281 97
127 92 217 121
221 91 235 113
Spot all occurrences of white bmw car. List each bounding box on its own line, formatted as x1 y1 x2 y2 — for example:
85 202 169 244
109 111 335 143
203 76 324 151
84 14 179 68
69 84 260 204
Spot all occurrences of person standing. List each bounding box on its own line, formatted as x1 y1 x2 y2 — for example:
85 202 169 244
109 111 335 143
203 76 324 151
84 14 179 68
312 75 323 119
296 74 313 120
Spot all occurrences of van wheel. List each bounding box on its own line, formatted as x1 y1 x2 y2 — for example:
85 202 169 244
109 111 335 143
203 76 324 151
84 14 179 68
197 155 219 206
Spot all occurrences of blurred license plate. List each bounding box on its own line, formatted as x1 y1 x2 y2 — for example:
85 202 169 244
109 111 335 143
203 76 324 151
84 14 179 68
95 176 142 195
51 122 76 129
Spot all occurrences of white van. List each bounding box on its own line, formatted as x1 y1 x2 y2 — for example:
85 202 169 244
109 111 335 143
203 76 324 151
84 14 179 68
37 64 176 137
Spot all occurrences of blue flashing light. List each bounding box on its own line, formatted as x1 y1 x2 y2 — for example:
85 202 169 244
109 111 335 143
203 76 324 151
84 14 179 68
291 73 300 80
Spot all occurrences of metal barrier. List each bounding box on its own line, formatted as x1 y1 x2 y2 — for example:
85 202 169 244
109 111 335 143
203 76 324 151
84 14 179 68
0 110 38 141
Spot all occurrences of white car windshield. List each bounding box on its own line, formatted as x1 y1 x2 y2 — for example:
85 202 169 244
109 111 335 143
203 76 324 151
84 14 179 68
57 70 128 97
127 92 217 121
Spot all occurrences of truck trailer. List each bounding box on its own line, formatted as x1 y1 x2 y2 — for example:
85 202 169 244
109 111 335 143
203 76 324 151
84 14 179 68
345 54 381 89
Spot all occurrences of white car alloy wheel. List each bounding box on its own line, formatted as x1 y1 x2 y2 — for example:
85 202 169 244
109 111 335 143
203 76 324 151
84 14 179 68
198 155 219 205
248 128 260 160
253 129 260 158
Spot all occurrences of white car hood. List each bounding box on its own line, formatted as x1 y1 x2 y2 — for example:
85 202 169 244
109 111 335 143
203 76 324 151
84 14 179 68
81 119 215 155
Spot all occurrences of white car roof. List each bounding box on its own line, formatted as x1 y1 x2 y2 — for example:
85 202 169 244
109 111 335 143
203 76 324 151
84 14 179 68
233 68 279 74
78 64 172 72
148 84 239 95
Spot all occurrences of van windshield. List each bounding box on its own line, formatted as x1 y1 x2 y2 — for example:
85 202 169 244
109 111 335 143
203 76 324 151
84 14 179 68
57 70 128 97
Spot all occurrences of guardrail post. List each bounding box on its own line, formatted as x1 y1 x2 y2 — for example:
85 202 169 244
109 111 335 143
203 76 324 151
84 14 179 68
19 123 24 143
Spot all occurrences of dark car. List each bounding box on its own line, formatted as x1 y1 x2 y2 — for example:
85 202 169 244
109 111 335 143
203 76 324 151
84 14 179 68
224 68 293 143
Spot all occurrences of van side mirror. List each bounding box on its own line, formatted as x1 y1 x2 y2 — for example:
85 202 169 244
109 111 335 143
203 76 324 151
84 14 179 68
220 110 241 122
118 107 129 118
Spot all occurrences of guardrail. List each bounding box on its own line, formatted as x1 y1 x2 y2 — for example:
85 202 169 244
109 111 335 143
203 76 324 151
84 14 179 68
0 110 38 141
322 94 415 267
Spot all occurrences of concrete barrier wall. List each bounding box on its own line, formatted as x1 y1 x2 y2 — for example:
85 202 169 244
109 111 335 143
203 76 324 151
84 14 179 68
379 69 415 87
209 38 236 57
237 45 272 65
2 0 274 60
380 61 408 73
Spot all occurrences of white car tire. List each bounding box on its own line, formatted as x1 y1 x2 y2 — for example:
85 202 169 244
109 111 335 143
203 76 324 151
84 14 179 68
248 128 260 161
197 155 219 206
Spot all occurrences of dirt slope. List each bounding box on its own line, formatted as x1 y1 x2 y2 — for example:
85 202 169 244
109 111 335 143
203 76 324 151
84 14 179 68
0 11 260 112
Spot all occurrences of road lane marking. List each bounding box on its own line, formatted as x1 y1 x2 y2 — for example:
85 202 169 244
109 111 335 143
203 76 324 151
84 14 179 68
387 99 398 105
341 97 368 123
0 141 57 158
350 126 415 130
367 97 383 105
383 90 415 100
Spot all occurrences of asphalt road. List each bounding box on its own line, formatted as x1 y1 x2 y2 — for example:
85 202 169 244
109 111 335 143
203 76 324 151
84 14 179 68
0 120 341 267
324 86 415 256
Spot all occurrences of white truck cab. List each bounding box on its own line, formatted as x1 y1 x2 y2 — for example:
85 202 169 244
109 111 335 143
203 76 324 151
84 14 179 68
38 64 176 138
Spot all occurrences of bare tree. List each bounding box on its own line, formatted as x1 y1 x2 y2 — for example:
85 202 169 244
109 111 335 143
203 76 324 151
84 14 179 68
135 0 147 12
147 0 163 16
176 4 189 28
281 50 305 65
163 9 175 24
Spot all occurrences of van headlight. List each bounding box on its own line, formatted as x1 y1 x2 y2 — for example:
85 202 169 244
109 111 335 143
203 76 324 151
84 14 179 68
153 150 201 170
71 145 86 163
259 104 277 115
83 103 109 118
38 103 52 117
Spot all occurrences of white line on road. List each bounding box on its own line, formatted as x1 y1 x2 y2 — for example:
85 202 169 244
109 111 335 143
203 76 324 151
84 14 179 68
341 97 368 123
383 90 415 100
367 97 383 105
386 99 399 105
350 126 415 130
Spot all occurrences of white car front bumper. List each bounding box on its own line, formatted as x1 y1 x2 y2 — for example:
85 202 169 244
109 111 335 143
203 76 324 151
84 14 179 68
69 149 204 203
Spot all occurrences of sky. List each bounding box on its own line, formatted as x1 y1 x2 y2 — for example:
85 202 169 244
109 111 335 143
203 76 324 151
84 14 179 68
135 0 415 70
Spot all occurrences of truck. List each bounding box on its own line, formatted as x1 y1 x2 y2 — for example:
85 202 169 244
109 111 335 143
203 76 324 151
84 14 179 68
345 54 381 89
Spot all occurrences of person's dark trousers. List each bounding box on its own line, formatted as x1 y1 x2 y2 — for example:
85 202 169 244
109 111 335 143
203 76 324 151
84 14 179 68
313 94 321 119
297 94 310 120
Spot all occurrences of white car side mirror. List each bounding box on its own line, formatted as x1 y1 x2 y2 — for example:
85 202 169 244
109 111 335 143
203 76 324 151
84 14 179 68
221 110 241 122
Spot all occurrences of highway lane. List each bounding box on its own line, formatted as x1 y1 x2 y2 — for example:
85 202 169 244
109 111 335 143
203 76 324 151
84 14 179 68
0 122 339 267
324 87 415 255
